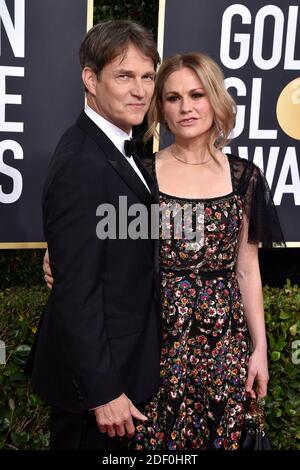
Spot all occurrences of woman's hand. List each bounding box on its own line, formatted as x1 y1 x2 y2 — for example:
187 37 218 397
43 248 54 289
245 348 269 399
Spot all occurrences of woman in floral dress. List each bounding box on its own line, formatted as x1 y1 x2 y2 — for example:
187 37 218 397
131 52 284 450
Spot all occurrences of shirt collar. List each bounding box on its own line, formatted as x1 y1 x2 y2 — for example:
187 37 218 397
84 105 132 156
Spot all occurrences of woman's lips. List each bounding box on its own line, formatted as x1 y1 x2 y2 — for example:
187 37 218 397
178 117 198 125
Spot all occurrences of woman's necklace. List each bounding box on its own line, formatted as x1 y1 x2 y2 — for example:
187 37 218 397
171 145 212 166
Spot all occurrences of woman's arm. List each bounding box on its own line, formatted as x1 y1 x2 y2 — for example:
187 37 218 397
236 216 269 398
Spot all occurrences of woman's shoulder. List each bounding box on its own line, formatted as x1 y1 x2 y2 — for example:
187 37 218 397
142 148 170 174
226 153 262 194
226 152 260 178
226 153 256 171
226 154 284 247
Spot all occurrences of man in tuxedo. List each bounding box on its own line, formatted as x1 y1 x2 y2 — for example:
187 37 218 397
29 20 161 450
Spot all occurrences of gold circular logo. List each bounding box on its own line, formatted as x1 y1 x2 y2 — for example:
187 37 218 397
276 78 300 140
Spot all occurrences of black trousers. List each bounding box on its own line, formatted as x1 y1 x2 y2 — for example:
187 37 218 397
50 407 121 450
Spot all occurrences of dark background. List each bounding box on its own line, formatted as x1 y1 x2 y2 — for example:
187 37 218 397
162 0 300 285
0 0 87 242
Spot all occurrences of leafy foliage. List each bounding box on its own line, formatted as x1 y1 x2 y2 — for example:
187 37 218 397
94 0 159 37
0 250 44 290
264 280 300 450
0 282 299 449
0 287 50 450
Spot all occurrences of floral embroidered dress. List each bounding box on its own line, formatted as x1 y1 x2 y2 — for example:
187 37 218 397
131 154 284 450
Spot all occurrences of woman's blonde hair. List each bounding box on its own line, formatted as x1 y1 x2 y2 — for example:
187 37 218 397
145 52 236 159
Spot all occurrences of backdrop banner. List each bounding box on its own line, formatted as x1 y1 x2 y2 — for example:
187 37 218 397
159 0 300 244
0 0 91 247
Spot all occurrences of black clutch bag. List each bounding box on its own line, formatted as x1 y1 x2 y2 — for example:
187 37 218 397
240 397 272 450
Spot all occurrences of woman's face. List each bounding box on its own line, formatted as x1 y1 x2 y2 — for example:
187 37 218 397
161 66 214 142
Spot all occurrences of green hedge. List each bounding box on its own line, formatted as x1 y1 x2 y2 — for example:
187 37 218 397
94 0 158 36
0 0 299 450
0 282 299 450
264 280 300 449
0 287 50 450
0 250 44 291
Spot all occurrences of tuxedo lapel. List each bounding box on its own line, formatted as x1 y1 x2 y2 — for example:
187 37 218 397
130 152 159 203
77 112 157 205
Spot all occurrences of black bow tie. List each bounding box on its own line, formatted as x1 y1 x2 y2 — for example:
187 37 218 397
124 138 143 158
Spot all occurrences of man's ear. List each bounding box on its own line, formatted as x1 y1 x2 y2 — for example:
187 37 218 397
82 67 97 95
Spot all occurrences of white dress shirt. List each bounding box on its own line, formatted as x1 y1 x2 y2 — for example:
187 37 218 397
84 105 150 192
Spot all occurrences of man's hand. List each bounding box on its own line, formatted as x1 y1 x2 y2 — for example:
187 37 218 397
94 393 147 438
43 248 54 289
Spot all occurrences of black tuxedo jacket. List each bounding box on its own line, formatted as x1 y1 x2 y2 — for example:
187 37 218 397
30 112 161 413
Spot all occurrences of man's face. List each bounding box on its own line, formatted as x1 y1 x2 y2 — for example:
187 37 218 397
84 43 156 133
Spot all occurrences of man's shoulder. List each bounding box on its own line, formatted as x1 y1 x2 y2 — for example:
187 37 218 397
50 117 104 167
44 118 105 188
54 120 87 161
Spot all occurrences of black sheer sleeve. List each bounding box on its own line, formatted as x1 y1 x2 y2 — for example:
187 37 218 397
142 153 155 179
229 154 285 248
